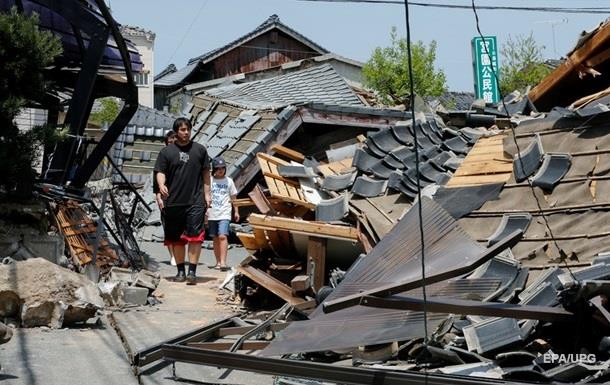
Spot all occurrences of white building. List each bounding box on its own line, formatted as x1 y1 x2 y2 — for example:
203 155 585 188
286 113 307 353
120 25 155 108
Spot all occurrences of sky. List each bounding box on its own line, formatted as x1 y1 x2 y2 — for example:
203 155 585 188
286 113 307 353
108 0 609 92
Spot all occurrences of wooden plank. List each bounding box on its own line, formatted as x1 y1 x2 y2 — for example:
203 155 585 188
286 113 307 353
236 233 260 252
271 144 305 163
248 214 359 240
262 172 300 187
317 158 354 177
237 265 308 306
307 237 327 291
446 173 512 186
187 341 270 351
252 228 269 249
266 229 294 257
258 152 290 166
453 162 514 176
447 134 513 187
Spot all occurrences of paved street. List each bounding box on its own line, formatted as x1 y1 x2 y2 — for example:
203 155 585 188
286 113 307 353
0 242 274 385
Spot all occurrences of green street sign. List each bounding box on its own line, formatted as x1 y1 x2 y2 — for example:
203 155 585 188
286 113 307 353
472 36 500 104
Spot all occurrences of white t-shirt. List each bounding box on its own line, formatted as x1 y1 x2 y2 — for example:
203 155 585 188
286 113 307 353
208 176 237 220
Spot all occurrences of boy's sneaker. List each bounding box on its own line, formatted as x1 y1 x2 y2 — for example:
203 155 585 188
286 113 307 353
174 271 186 282
186 272 197 285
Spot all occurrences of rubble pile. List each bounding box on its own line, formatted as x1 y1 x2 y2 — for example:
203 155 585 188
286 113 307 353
0 258 104 328
99 266 161 307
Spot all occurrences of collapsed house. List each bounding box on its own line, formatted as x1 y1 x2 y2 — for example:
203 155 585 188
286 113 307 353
131 18 610 385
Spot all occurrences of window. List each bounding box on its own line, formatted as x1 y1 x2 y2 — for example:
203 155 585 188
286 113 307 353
134 72 149 86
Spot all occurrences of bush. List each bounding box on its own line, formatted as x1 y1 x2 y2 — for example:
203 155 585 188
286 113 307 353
0 8 62 197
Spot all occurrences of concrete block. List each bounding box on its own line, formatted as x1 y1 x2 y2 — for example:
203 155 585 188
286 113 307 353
134 269 161 290
98 281 124 307
121 286 148 306
109 267 136 285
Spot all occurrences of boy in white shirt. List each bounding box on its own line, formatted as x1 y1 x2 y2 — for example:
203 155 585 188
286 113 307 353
207 157 239 271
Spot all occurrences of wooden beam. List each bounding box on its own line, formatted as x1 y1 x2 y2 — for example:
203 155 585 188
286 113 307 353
529 20 610 104
307 237 327 291
248 214 360 241
262 172 300 187
236 233 261 252
237 265 308 306
271 144 305 163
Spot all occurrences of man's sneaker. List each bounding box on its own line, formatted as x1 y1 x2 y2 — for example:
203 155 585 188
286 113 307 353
186 272 197 285
174 271 186 282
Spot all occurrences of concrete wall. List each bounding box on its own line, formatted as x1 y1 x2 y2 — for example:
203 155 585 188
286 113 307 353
123 30 155 108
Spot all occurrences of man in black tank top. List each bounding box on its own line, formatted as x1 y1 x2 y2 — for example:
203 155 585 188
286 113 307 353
154 117 211 284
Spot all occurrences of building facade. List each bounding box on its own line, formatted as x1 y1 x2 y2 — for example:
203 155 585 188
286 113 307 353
120 25 155 108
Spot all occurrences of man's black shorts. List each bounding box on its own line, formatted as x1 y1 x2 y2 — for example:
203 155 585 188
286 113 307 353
163 205 205 245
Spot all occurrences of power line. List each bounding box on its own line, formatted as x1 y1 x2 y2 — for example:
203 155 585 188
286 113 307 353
470 0 577 280
165 0 209 67
297 0 610 14
402 0 430 346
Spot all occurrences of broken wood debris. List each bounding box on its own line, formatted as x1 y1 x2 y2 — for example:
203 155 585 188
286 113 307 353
54 200 118 271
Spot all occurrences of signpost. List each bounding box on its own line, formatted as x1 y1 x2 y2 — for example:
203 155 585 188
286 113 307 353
472 36 500 104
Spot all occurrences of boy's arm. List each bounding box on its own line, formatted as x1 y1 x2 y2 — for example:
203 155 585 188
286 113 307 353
231 194 240 222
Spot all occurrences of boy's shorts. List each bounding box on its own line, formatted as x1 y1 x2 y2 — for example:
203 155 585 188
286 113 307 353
208 219 230 237
163 205 205 245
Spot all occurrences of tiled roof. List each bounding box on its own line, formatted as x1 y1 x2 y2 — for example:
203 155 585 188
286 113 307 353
187 14 328 65
155 62 198 87
427 91 476 111
155 15 329 87
203 64 363 109
154 64 177 82
128 104 178 128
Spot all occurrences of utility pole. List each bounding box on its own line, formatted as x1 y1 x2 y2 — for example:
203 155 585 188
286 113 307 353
535 18 568 58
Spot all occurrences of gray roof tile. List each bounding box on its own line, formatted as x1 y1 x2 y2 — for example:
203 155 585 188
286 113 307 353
204 64 362 109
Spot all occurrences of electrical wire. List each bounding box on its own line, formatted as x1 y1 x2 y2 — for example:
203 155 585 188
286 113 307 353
470 0 577 280
297 0 610 14
402 0 430 345
165 0 209 67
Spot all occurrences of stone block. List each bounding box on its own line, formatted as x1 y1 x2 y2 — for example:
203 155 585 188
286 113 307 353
121 286 148 306
109 267 136 285
134 269 160 290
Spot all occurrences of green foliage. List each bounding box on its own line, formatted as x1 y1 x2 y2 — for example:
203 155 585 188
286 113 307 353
363 27 447 104
500 33 552 95
0 8 62 197
0 8 62 132
90 98 120 126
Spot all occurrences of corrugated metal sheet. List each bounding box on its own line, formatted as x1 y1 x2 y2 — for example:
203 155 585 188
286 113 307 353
262 198 490 356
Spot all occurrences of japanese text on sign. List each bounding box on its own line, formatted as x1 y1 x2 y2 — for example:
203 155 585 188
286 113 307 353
471 36 500 104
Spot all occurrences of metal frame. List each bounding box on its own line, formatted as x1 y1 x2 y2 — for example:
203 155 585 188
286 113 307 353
32 0 138 187
135 315 239 368
359 295 573 322
159 346 530 385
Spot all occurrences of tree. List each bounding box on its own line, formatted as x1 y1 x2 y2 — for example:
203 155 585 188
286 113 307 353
90 98 120 126
363 27 447 105
500 33 552 95
0 8 62 197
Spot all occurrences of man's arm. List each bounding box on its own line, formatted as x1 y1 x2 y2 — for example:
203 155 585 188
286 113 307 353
156 172 169 198
202 167 211 208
